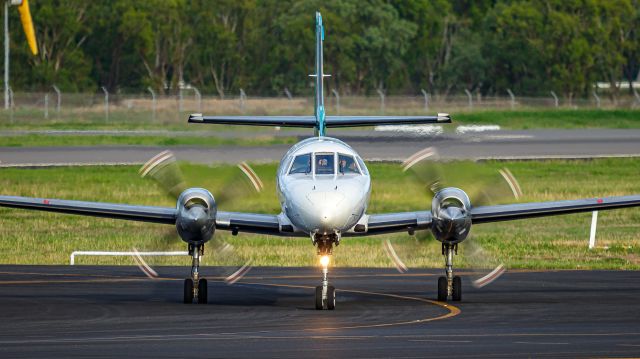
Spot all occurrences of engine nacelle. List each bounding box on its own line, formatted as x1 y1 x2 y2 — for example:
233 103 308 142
431 187 472 244
175 188 217 245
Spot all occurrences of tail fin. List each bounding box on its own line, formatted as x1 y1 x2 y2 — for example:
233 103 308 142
188 12 452 132
312 11 327 136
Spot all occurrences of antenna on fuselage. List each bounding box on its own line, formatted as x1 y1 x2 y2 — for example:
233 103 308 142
310 11 330 137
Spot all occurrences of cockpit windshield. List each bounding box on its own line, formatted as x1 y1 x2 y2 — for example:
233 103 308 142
289 153 311 174
338 153 360 174
315 153 335 175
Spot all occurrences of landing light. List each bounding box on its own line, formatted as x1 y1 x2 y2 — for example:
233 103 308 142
320 255 330 267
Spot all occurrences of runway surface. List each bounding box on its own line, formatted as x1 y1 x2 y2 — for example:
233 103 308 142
1 129 640 166
0 265 638 358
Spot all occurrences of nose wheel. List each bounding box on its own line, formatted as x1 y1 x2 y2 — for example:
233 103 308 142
437 243 461 302
184 244 208 304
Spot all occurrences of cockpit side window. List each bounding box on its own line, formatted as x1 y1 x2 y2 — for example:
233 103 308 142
356 156 369 175
315 153 335 175
289 153 311 174
338 153 360 175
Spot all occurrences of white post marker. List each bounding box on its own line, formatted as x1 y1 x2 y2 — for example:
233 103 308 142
376 88 385 114
70 251 189 265
589 211 598 249
44 93 48 119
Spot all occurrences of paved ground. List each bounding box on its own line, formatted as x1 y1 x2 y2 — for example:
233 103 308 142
1 129 640 166
0 265 638 358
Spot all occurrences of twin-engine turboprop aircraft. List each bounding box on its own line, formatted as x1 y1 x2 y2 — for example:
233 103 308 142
2 12 640 310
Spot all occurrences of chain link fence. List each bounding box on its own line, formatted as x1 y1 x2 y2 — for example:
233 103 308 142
1 90 638 126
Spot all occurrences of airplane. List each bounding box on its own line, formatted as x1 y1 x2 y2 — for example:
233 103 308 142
1 12 640 310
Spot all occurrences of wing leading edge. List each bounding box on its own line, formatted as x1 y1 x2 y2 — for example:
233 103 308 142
0 195 285 235
0 195 176 224
471 195 640 224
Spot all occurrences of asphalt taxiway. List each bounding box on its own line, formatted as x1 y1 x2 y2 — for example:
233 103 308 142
0 266 638 358
1 129 640 166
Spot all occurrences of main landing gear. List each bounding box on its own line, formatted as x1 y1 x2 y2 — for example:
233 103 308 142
314 235 336 310
438 243 461 302
184 244 208 304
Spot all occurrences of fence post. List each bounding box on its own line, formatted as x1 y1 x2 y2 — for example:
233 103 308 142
284 87 293 111
331 89 340 115
376 88 385 114
239 88 246 113
421 89 429 111
506 89 515 110
147 87 156 122
8 86 12 123
193 86 201 113
44 93 48 119
52 85 61 113
589 211 598 249
550 91 559 108
592 90 601 109
178 86 183 113
633 87 640 108
464 89 473 109
101 86 109 122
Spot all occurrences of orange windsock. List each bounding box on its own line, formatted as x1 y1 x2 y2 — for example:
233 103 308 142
17 0 38 55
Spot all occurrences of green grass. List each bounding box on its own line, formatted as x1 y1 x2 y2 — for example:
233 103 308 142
454 109 640 130
0 159 639 269
0 134 297 147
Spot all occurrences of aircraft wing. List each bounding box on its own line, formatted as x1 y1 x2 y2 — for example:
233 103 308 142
0 195 289 236
471 195 640 224
354 211 432 236
215 211 284 236
0 195 177 224
188 114 317 127
325 114 451 127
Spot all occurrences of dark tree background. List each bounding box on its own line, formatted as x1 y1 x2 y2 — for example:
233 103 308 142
5 0 640 99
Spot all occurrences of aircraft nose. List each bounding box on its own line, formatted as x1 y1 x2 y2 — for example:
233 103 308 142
304 191 346 231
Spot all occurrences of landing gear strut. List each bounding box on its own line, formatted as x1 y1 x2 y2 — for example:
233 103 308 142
438 243 461 302
184 243 207 304
314 234 337 310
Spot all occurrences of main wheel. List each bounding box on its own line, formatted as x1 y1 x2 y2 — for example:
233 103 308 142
183 278 194 304
315 286 323 310
437 276 448 301
326 286 336 310
197 278 208 304
452 276 462 301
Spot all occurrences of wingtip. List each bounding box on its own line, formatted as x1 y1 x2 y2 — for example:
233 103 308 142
189 113 203 122
437 113 451 122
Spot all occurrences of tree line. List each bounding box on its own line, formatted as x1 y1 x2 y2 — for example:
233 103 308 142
7 0 640 101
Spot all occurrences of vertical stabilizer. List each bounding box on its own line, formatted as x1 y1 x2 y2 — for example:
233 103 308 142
313 12 326 136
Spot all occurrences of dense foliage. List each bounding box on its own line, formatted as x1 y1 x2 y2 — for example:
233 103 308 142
6 0 640 99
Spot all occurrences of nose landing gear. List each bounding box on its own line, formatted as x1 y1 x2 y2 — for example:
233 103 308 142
437 243 461 302
314 234 337 310
184 244 208 304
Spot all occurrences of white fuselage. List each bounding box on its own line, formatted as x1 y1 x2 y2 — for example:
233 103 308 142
276 137 371 236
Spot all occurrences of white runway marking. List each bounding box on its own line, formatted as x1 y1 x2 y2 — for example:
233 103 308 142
456 125 501 134
374 125 443 136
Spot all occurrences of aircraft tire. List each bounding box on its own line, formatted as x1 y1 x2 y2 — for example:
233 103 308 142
184 278 194 304
452 276 462 301
197 278 208 304
315 286 323 310
437 276 448 301
327 286 336 310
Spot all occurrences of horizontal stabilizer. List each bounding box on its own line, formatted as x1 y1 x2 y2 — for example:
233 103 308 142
189 114 316 127
325 114 451 127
